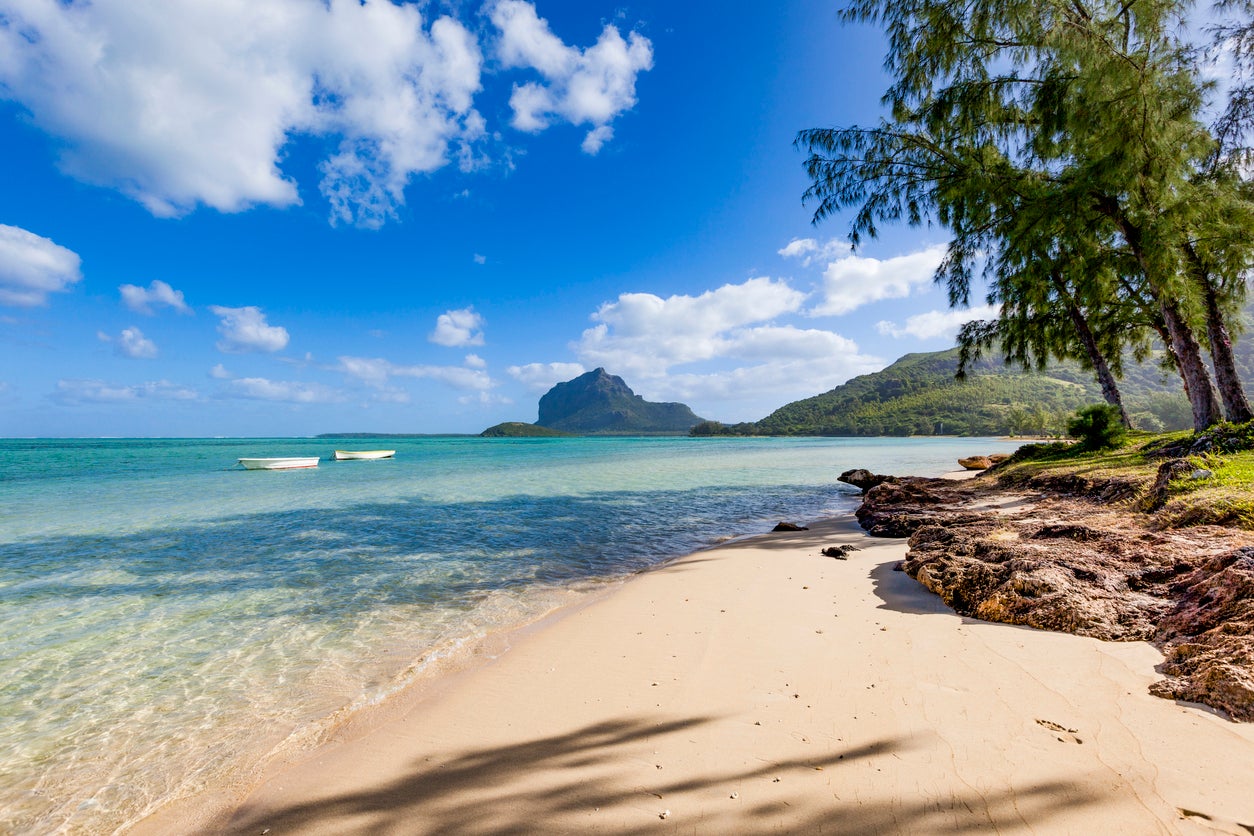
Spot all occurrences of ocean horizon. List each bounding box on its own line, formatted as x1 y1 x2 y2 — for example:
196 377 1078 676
0 435 1023 834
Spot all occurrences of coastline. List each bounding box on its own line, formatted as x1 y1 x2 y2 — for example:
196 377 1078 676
135 504 1254 834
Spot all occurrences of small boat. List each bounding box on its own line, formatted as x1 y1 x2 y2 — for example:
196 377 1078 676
334 450 396 461
238 457 320 470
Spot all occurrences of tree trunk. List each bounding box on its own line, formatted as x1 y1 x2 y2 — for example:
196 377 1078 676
1186 246 1254 423
1066 302 1132 427
1160 297 1224 431
1104 203 1224 430
1051 272 1132 427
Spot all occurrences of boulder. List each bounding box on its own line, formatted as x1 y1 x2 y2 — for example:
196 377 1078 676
837 468 895 494
772 521 809 532
958 455 993 470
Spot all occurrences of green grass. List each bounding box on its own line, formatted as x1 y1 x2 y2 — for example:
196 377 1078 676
992 424 1254 529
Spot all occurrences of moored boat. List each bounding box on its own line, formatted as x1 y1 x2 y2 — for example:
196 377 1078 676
238 456 320 470
333 450 395 460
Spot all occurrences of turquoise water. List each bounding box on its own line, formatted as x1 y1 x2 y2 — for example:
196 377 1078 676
0 435 1021 834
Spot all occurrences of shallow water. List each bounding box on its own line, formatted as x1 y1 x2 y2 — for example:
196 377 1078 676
0 435 1021 834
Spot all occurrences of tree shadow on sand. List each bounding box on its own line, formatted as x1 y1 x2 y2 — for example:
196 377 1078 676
219 713 1106 835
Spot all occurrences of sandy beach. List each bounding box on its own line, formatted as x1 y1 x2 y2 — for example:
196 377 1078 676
138 512 1254 835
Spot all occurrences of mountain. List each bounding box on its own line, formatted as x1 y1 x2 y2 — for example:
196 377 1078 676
692 344 1231 437
532 368 705 434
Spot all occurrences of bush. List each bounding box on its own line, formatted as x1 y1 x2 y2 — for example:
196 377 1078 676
1067 403 1128 450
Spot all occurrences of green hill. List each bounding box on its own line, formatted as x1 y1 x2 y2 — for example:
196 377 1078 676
479 422 573 438
693 344 1237 437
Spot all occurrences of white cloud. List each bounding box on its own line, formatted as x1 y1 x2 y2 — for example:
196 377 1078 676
98 326 158 359
580 125 613 154
491 0 652 154
335 355 494 391
209 305 290 353
777 237 852 268
52 378 198 404
459 390 512 406
575 277 807 378
0 224 82 307
507 361 587 392
565 276 888 422
120 280 190 315
0 1 483 227
876 304 1000 341
643 351 884 420
209 363 233 379
429 307 484 347
809 244 947 316
464 353 487 369
473 253 487 265
220 377 345 404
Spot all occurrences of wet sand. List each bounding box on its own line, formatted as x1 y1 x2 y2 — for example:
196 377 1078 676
136 514 1254 835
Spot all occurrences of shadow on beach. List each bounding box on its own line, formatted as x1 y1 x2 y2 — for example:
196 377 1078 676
216 713 1102 835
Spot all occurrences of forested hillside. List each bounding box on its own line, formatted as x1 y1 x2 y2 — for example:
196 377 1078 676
693 338 1252 438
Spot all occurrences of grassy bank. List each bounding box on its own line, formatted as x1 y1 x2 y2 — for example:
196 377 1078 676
990 421 1254 529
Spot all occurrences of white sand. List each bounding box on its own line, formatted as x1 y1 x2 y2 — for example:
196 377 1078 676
136 516 1254 835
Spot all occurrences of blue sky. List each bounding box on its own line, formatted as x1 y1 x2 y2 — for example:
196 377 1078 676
0 0 992 437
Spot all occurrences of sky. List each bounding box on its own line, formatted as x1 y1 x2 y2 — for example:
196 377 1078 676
0 0 998 437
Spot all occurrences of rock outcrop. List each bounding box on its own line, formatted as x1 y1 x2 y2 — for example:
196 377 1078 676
852 468 1254 720
837 468 895 494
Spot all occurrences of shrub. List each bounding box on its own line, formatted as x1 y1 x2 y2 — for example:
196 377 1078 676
1067 403 1128 450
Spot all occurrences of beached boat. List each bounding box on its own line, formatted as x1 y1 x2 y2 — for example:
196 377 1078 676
333 450 395 460
238 456 320 470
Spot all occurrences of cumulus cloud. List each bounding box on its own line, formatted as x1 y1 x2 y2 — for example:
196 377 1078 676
566 276 887 421
52 378 198 404
0 224 82 307
209 305 290 353
429 307 485 347
209 363 233 379
120 280 191 315
507 361 587 392
876 303 1000 341
464 353 487 369
575 277 807 378
643 351 884 416
491 0 652 153
0 0 484 227
98 326 158 359
335 355 494 391
219 377 345 404
580 125 613 155
808 244 947 316
777 237 851 268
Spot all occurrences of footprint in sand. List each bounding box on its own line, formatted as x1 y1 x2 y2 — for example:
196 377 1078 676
1035 718 1083 744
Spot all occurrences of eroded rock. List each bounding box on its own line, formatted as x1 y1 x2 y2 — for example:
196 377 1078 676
837 468 896 494
855 470 1254 720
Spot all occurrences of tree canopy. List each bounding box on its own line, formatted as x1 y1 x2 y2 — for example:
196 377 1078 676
800 0 1254 431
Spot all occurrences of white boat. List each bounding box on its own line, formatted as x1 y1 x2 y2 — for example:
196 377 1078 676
238 456 320 470
333 450 395 461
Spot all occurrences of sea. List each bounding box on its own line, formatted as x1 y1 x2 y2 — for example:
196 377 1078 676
0 435 1023 834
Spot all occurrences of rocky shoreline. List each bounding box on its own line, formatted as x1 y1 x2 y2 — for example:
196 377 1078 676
844 466 1254 721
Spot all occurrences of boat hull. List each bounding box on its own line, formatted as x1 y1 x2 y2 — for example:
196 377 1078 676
333 450 395 460
238 457 320 470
